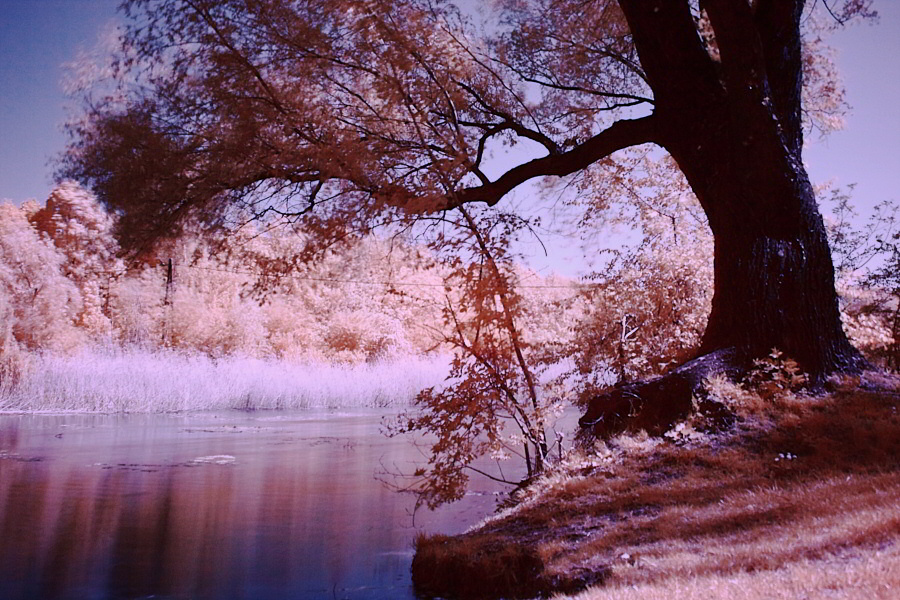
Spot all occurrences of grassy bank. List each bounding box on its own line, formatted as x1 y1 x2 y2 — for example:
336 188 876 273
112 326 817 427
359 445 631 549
414 373 900 599
0 349 450 412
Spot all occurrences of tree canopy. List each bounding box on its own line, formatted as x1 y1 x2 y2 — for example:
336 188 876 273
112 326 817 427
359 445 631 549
62 1 863 240
62 0 877 384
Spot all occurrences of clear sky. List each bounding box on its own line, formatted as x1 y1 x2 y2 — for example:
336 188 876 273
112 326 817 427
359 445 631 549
1 0 120 202
1 0 898 273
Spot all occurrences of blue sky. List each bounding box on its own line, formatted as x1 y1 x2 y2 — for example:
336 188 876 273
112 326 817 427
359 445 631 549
1 0 119 202
1 0 898 273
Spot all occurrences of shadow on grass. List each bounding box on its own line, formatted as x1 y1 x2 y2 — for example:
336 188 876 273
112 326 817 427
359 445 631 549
413 384 900 599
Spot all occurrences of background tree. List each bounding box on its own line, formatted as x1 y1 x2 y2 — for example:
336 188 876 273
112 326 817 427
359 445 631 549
0 203 82 387
825 187 900 368
61 0 877 428
29 180 123 335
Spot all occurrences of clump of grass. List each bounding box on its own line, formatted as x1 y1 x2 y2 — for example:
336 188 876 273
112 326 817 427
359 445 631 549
413 531 610 599
412 532 548 599
0 348 450 412
413 373 900 600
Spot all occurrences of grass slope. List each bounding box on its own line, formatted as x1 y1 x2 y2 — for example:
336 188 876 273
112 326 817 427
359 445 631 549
414 373 900 599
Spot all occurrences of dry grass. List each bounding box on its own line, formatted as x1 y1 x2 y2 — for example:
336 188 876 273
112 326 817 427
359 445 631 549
416 374 900 599
413 532 551 599
567 544 900 600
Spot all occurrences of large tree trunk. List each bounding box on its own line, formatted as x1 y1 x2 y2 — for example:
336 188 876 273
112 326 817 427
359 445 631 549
581 1 866 438
665 113 864 378
580 133 865 436
618 0 864 376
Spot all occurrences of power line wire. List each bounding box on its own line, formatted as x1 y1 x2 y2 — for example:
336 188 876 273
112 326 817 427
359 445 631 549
82 261 599 290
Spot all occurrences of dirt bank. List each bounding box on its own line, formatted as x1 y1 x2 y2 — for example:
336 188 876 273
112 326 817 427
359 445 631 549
413 374 900 599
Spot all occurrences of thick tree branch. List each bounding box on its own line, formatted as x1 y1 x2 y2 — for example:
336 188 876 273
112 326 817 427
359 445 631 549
753 0 805 155
617 0 721 106
442 115 657 210
701 0 770 100
461 120 561 171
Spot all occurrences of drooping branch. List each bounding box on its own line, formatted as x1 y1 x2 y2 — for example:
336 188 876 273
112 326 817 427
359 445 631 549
458 206 548 469
443 115 658 210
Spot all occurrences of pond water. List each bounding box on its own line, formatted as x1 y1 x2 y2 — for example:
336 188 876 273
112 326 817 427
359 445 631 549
0 409 523 600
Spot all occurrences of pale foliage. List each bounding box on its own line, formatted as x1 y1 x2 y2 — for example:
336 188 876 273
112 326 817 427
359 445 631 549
0 294 31 390
29 180 123 335
540 150 714 400
0 186 448 369
838 284 895 357
108 268 164 346
824 185 899 367
0 203 83 354
1 186 456 410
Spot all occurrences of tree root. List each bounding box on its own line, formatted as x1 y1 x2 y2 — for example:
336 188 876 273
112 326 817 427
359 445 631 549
578 347 745 439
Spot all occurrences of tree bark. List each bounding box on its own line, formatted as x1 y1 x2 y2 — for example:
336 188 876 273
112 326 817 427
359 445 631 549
581 1 866 438
663 111 864 378
619 0 864 379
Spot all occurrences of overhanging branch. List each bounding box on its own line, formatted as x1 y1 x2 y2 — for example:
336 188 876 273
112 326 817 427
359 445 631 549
442 115 658 210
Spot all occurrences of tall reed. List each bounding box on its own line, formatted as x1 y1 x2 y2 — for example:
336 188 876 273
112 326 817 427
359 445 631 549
0 349 450 413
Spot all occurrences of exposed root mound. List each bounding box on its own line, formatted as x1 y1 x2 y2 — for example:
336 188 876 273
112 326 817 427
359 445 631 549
579 348 744 439
412 533 609 599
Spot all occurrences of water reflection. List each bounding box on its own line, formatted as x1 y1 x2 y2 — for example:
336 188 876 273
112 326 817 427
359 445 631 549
0 411 506 599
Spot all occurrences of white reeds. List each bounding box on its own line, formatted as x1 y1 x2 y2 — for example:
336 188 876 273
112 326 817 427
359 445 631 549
0 348 450 413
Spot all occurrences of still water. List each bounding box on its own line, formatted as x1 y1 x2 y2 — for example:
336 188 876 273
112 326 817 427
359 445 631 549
0 410 514 599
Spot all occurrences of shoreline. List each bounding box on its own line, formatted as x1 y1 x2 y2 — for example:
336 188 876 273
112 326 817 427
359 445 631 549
413 376 900 599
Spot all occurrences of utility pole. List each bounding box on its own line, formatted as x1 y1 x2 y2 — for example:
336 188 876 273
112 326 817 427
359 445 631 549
163 258 174 306
162 258 174 345
103 271 112 317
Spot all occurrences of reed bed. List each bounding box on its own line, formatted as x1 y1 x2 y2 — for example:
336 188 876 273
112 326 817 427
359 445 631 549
0 349 450 413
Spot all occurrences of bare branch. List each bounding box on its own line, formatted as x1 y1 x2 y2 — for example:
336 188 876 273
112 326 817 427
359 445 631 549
443 115 658 210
